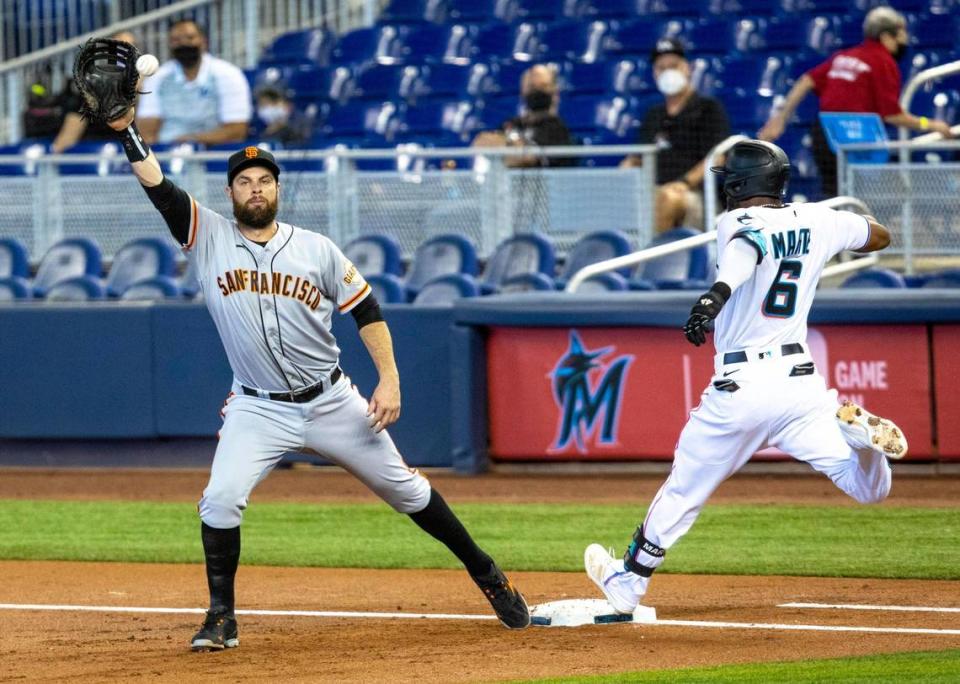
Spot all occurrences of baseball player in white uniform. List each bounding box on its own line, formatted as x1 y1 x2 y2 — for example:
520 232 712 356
585 140 908 614
104 109 530 650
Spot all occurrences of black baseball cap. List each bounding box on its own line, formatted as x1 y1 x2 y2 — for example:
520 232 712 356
227 145 280 186
651 37 686 62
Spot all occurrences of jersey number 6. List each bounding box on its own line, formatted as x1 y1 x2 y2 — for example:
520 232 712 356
763 260 803 318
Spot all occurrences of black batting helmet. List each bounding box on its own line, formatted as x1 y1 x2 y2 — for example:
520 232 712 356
711 139 790 206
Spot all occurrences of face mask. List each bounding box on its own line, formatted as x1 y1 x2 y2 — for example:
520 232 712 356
258 105 288 125
524 89 552 112
172 45 201 69
656 68 688 96
891 41 908 61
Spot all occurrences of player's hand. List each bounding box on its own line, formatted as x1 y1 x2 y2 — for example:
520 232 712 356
930 119 954 139
683 313 713 346
367 376 401 433
107 107 135 131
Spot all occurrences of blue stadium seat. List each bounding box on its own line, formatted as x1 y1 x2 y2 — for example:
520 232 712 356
580 0 641 18
447 0 517 22
400 23 475 64
480 233 556 292
841 268 907 289
558 59 653 96
32 237 102 298
640 0 714 15
604 18 681 56
287 65 354 104
716 55 790 97
344 234 403 277
397 100 472 139
535 19 610 63
331 26 406 66
366 273 408 303
722 92 815 131
412 63 485 98
0 237 29 278
0 276 31 301
471 22 541 62
462 97 520 136
245 65 297 94
500 272 555 292
570 271 629 293
904 50 958 84
681 18 740 55
748 15 840 55
59 141 124 176
378 0 449 23
515 0 582 20
631 227 710 289
179 257 201 299
910 89 960 123
120 276 181 301
556 229 632 287
780 0 853 12
105 237 178 298
317 101 401 143
413 273 480 304
405 233 479 295
351 64 418 100
44 275 106 302
260 28 335 67
835 13 866 48
711 0 780 15
558 95 634 137
920 269 960 289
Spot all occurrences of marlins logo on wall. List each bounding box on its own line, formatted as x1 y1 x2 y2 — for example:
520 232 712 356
549 330 634 454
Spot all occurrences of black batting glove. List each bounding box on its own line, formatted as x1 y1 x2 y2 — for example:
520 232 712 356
683 283 731 347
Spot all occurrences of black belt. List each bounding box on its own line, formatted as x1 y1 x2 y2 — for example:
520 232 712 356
242 367 342 403
723 343 804 365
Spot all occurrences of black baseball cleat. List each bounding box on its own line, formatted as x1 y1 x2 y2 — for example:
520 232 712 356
471 563 531 629
190 610 239 651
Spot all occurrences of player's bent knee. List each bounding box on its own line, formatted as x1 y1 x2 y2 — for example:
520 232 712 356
384 475 432 514
198 490 246 528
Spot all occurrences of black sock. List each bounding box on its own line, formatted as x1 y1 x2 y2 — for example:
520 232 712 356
201 522 240 615
408 489 493 576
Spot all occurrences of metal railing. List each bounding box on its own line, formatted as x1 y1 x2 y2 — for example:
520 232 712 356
0 0 376 145
898 59 960 146
0 143 658 262
565 196 875 293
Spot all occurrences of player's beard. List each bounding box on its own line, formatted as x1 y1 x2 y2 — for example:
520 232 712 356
233 195 278 229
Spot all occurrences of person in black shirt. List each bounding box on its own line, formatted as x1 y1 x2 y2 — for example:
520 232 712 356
473 64 575 167
623 38 731 232
52 31 138 153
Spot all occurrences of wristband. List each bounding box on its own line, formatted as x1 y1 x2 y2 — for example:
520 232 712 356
919 116 930 131
119 122 150 163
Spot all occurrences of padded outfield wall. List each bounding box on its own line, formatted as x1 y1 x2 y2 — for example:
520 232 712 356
0 290 958 470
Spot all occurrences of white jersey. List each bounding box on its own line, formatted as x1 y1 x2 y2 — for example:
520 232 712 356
713 203 870 355
184 199 371 393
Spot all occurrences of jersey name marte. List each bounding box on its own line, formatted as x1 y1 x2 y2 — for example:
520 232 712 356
713 203 870 355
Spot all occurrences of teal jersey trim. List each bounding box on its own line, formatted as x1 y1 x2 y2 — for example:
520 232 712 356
732 228 768 264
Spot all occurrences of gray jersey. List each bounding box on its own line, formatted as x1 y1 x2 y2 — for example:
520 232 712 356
185 198 371 393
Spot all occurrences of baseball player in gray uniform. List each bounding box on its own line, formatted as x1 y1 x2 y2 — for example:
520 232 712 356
584 140 908 614
105 109 530 650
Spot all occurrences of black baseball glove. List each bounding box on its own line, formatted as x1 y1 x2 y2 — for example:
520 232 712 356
73 38 141 123
683 282 731 347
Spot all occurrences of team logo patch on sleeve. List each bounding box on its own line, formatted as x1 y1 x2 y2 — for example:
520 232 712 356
343 261 359 285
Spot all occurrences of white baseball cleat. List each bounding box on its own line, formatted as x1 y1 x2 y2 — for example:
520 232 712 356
836 400 908 460
584 543 642 615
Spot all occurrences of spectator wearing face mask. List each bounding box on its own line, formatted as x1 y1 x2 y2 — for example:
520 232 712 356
136 19 251 145
759 6 953 197
473 64 575 168
623 38 731 233
254 86 310 147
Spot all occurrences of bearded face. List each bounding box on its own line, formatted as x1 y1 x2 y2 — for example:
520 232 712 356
232 193 278 229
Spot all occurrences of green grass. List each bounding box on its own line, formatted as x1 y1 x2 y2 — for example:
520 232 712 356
0 501 957 579
523 649 960 683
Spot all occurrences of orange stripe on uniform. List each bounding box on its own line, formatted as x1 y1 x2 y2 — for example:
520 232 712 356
339 282 371 312
186 197 199 250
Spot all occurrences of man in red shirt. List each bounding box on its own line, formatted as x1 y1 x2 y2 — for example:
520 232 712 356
758 6 952 196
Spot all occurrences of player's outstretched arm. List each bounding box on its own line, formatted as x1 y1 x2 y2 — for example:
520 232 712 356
357 319 401 433
108 108 193 246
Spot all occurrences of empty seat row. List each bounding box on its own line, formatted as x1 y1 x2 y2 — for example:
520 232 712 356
0 236 195 302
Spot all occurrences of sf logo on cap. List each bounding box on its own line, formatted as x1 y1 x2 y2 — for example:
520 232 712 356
244 146 259 159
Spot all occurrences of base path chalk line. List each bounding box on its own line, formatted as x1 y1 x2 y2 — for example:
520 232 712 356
1 603 959 636
780 602 960 614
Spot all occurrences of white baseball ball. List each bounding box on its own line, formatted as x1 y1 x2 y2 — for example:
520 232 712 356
136 54 159 77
